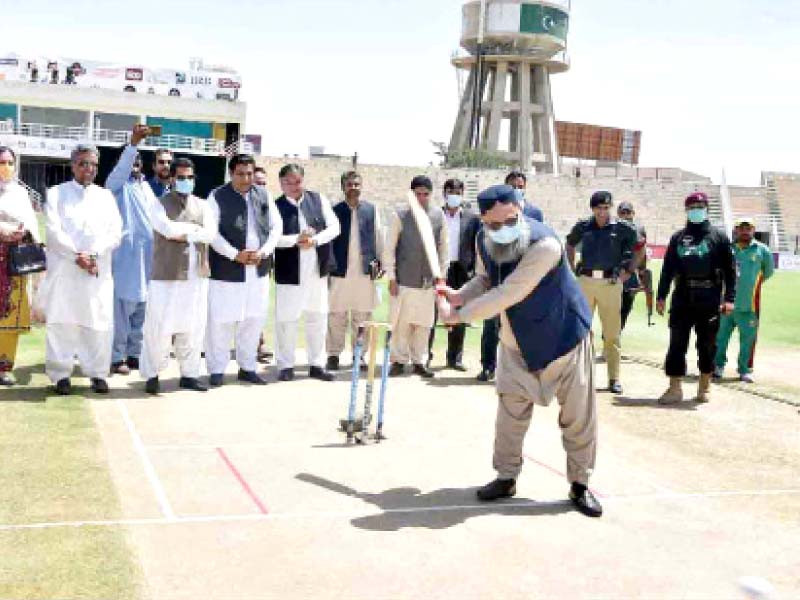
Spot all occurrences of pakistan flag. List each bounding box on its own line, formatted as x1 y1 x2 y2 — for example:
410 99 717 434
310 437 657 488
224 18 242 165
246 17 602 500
520 4 569 41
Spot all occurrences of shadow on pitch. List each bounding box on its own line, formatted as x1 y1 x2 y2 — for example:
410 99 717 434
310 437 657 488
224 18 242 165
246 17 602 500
296 473 573 531
612 396 701 411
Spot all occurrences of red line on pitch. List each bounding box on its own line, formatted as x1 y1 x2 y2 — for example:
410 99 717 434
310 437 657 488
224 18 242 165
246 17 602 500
216 447 269 514
524 453 606 498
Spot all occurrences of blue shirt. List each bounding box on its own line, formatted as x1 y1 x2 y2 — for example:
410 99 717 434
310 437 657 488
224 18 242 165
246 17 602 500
523 203 544 223
107 145 154 302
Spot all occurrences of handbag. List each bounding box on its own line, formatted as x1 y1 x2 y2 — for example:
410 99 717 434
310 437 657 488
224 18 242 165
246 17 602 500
7 239 47 276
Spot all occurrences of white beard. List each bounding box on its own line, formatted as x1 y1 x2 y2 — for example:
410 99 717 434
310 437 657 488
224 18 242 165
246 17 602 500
485 220 531 265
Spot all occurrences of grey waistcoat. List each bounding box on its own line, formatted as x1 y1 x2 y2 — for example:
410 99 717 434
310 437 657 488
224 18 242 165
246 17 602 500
395 206 444 289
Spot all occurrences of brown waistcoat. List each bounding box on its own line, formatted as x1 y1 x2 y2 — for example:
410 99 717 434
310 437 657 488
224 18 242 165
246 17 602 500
151 192 210 281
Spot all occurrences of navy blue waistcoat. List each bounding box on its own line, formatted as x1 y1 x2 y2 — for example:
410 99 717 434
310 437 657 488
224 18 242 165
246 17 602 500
274 191 334 285
330 201 378 278
478 218 592 372
208 183 273 283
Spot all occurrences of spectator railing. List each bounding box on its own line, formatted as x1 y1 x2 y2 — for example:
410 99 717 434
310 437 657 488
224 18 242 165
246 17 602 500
2 122 228 155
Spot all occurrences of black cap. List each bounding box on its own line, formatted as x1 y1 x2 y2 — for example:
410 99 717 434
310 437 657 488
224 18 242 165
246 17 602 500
590 191 613 208
477 184 517 214
618 201 634 212
410 175 433 192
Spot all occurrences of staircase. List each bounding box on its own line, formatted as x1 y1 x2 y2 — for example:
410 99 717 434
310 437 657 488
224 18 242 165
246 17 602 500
17 178 44 212
704 186 725 230
762 174 790 252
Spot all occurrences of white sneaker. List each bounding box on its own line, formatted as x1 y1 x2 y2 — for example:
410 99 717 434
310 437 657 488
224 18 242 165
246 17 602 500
712 366 724 380
740 373 754 384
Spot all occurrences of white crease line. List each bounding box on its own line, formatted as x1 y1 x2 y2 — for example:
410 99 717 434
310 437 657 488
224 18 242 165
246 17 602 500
116 399 175 520
1 488 799 532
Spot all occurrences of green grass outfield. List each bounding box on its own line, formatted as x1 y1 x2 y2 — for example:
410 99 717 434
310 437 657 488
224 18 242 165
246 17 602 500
0 328 142 599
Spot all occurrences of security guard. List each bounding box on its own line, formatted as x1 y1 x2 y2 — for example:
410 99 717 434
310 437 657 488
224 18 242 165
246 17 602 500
566 191 637 394
713 216 774 383
656 192 736 404
617 201 648 330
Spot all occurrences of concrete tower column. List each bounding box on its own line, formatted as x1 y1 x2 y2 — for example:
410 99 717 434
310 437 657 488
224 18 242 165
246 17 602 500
485 61 508 150
517 64 532 171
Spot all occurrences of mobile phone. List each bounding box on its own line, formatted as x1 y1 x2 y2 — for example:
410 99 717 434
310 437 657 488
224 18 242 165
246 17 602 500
148 125 163 136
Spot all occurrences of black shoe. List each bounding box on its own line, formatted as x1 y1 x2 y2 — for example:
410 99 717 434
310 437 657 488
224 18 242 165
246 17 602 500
413 364 434 379
90 378 109 394
110 361 130 376
126 356 140 371
145 377 160 395
179 377 208 392
55 378 72 395
278 368 295 382
447 362 468 372
569 482 603 518
309 366 335 382
0 373 14 386
388 363 405 377
238 369 267 385
476 369 495 382
208 373 224 388
609 380 623 394
477 478 517 501
326 356 340 371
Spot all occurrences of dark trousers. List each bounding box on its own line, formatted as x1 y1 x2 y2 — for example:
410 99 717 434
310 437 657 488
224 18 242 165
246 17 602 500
480 316 500 372
429 261 471 365
665 305 721 377
620 290 636 331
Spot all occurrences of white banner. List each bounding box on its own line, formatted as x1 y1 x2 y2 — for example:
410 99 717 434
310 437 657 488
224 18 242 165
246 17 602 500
778 253 800 271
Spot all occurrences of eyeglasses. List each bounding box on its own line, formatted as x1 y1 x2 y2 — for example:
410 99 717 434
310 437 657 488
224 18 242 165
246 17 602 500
175 175 195 181
484 215 520 231
76 160 98 168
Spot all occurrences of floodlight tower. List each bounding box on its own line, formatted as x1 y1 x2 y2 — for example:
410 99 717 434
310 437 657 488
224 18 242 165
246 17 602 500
449 0 571 173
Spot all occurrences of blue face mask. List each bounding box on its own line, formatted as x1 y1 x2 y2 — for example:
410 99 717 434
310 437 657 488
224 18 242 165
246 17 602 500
175 178 195 195
687 207 707 224
445 194 462 209
488 222 523 245
513 189 526 205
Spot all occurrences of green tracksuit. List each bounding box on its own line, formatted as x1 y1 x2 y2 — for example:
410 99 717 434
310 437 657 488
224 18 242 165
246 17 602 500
714 240 774 374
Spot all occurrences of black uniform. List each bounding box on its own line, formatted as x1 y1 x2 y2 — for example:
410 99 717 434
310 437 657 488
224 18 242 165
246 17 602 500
430 209 482 366
621 221 647 329
657 221 736 377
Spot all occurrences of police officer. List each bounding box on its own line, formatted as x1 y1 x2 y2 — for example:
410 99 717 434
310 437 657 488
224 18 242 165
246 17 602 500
566 191 637 394
656 192 736 404
617 201 648 330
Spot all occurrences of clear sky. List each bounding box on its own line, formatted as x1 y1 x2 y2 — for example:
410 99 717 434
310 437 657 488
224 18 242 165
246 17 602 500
2 0 798 184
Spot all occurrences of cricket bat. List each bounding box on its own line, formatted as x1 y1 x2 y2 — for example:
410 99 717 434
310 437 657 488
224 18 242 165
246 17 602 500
406 190 443 281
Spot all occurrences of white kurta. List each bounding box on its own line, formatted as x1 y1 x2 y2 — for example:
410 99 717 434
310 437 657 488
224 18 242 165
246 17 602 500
0 181 41 243
145 195 216 334
328 201 382 314
275 194 340 322
140 194 217 380
40 180 122 331
206 188 282 324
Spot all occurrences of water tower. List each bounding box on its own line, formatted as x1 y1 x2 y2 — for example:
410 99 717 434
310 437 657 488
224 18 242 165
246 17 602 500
449 0 571 173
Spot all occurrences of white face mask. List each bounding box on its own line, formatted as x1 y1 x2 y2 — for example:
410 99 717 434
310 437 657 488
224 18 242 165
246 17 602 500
445 194 462 209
